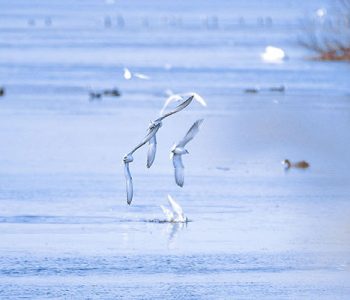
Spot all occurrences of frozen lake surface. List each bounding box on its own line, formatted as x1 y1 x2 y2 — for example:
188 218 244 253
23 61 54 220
1 0 350 298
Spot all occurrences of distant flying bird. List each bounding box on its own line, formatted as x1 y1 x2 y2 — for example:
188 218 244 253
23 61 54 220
146 95 194 168
261 46 287 62
160 92 207 116
282 159 310 170
171 119 203 187
123 67 150 80
160 194 187 223
123 124 162 204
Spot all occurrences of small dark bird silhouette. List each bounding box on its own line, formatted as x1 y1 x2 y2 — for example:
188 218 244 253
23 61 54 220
244 88 259 94
0 87 5 96
269 85 285 92
282 159 310 170
103 88 121 97
89 91 102 100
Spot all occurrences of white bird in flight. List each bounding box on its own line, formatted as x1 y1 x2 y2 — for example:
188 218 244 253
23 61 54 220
160 92 207 116
171 119 204 187
160 194 187 223
146 95 194 168
123 67 150 80
123 123 161 204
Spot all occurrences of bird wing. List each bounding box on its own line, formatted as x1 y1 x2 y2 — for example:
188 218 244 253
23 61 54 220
184 92 207 107
134 72 150 80
177 119 204 148
129 123 160 155
172 153 184 187
156 95 194 122
167 194 184 221
147 134 157 168
160 205 174 222
159 94 184 116
124 162 133 205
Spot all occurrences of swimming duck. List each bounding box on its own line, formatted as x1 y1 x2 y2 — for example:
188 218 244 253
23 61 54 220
282 159 310 169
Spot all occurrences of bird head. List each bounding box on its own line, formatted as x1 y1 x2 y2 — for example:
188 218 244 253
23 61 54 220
123 154 133 163
282 159 291 168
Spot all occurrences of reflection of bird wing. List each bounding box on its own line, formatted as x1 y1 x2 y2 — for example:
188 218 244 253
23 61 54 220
172 154 184 187
183 92 207 107
147 134 157 168
160 94 184 116
167 194 184 220
177 119 204 148
129 124 160 155
160 205 174 222
156 95 193 122
124 162 133 204
134 72 150 80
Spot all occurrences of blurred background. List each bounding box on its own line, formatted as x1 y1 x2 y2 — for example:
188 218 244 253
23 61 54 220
0 0 349 299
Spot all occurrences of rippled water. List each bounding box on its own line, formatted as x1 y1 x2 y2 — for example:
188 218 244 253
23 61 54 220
1 0 350 299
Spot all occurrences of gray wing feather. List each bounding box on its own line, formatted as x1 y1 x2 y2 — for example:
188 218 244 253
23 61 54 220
156 95 194 122
177 119 204 148
129 123 160 155
172 154 184 187
147 134 157 168
124 162 133 204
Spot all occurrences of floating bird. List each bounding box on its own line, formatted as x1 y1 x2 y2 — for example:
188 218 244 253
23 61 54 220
160 195 187 223
103 88 121 97
171 119 203 187
261 46 287 62
123 68 150 80
123 124 162 205
244 88 259 94
160 92 207 116
282 159 310 170
146 95 194 168
269 85 285 92
89 91 102 100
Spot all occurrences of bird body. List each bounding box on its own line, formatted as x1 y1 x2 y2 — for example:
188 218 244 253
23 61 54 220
171 119 203 187
261 46 286 62
282 159 310 169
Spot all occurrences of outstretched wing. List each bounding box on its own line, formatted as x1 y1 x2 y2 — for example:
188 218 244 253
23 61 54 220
160 205 174 222
156 95 194 122
124 162 133 205
147 134 157 168
129 123 161 155
184 92 207 107
167 194 184 221
172 153 184 187
159 94 184 116
177 119 204 148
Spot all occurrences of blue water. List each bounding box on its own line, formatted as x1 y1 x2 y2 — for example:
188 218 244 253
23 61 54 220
1 0 350 299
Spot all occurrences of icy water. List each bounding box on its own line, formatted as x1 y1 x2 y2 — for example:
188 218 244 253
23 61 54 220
1 0 350 299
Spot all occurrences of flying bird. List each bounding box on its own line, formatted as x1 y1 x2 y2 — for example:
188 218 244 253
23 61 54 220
160 92 207 116
146 95 194 168
123 67 150 80
123 123 162 204
160 194 187 223
171 119 204 187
